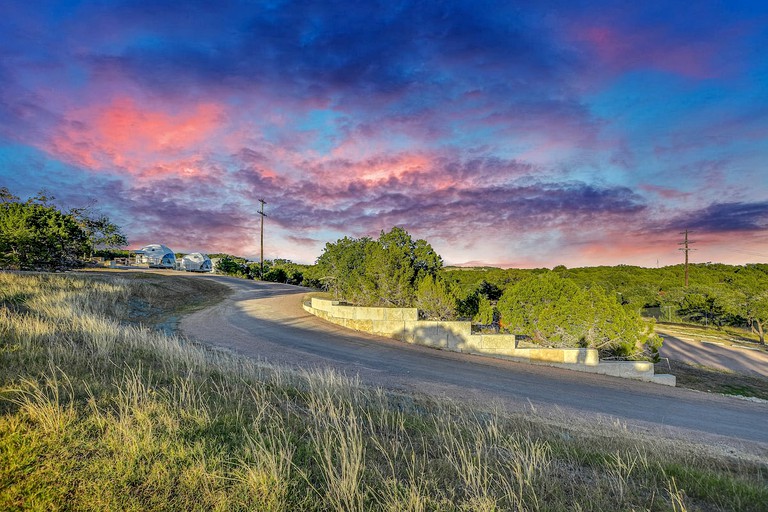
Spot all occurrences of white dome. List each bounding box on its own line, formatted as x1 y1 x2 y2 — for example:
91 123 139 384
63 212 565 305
138 244 176 268
180 252 212 272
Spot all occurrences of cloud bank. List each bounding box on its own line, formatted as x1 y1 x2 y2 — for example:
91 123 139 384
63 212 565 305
1 0 767 266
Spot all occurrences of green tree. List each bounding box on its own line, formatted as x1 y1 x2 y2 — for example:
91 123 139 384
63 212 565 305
0 189 128 269
724 285 768 345
79 213 128 255
414 276 457 320
0 197 89 270
315 227 443 307
497 272 660 358
263 267 288 283
745 293 768 345
315 236 376 303
216 255 249 278
473 295 498 326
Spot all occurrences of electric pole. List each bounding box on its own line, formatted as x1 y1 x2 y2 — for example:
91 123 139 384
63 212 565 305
258 199 267 279
678 229 695 288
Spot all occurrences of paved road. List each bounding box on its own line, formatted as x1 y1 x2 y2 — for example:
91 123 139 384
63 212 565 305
179 276 768 451
659 332 768 378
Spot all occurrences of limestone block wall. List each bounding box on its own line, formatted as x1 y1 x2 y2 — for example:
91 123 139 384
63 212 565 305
305 297 675 386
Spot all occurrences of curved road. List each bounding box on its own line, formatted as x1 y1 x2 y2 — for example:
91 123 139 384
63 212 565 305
180 276 768 453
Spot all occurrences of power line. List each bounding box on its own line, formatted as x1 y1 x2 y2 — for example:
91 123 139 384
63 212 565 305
258 199 267 279
678 229 696 287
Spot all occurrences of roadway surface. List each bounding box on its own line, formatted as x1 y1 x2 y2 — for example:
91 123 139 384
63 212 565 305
179 275 768 454
659 332 768 378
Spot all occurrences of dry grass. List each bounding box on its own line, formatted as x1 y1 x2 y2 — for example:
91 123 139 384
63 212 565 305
657 359 768 400
1 271 766 511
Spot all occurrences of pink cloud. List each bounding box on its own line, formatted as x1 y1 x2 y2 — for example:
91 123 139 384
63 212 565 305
47 96 226 178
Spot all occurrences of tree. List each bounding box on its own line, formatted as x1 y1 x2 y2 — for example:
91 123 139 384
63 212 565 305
724 287 768 345
473 295 498 326
477 280 503 301
497 272 661 358
1 189 128 270
215 255 250 278
315 227 443 307
79 214 128 255
414 275 457 320
315 236 376 303
745 293 768 345
263 267 288 283
1 198 89 270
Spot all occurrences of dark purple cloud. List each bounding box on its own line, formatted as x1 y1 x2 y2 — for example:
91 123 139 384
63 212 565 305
673 201 768 233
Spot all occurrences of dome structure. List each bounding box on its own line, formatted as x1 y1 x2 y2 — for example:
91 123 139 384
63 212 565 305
137 244 176 268
180 252 212 272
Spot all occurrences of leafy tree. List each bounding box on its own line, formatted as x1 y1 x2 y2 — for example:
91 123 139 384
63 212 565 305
79 214 128 255
1 196 89 270
497 272 660 358
316 227 442 307
456 290 480 319
0 188 127 270
263 267 288 283
723 285 768 345
414 276 457 320
477 280 503 301
744 293 768 345
215 255 250 278
315 236 376 303
473 295 499 326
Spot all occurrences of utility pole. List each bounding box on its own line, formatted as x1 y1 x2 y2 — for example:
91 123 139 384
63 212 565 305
678 229 695 288
258 199 267 280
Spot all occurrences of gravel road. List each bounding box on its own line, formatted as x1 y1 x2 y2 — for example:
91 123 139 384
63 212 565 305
179 275 768 454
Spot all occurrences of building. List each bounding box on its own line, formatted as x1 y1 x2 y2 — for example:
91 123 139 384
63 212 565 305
180 253 212 272
134 244 176 268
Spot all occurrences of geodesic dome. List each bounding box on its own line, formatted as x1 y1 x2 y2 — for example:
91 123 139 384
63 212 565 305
138 244 176 268
181 252 212 272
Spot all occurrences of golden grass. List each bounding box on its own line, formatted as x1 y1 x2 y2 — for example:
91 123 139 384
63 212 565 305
0 271 766 511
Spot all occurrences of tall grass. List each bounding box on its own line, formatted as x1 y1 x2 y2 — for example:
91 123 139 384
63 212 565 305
0 271 766 511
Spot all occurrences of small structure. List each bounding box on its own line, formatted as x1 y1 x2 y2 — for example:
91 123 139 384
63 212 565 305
135 244 176 268
180 252 212 272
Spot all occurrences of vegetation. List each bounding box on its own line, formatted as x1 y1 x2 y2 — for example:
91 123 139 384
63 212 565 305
0 188 126 270
208 254 322 287
315 227 443 307
497 273 661 359
444 263 768 345
315 228 664 358
2 271 766 511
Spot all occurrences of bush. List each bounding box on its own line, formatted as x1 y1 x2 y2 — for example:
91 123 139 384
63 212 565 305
497 272 660 358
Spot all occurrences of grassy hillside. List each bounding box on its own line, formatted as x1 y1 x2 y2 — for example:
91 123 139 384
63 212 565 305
1 272 766 511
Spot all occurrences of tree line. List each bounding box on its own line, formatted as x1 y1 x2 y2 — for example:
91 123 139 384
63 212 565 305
209 254 325 287
313 227 662 359
442 263 768 345
0 188 126 270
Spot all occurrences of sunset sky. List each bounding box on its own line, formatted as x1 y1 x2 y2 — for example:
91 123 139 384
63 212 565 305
1 1 767 267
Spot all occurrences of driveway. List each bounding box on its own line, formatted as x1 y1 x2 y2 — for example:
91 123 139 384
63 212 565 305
658 332 768 378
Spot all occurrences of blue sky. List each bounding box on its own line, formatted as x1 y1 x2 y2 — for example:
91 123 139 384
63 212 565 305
1 0 767 266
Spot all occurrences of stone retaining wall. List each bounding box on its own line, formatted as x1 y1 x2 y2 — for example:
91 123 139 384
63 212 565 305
304 297 675 386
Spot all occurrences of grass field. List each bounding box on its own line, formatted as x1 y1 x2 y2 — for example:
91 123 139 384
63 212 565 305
1 271 766 511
